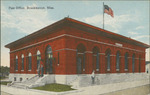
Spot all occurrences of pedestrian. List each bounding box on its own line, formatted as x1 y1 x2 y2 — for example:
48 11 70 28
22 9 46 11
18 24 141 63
41 64 44 77
91 70 95 84
40 60 44 77
37 63 41 77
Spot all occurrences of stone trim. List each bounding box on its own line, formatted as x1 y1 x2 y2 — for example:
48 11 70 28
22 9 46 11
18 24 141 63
10 34 145 53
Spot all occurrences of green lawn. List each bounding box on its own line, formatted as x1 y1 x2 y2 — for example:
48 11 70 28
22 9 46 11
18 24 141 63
33 83 75 92
0 81 12 85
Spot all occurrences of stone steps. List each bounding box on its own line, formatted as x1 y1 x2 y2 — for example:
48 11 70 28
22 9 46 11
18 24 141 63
11 75 41 89
11 83 29 89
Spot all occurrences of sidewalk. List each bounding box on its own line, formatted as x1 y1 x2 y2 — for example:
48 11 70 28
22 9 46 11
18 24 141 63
66 79 149 95
1 79 149 95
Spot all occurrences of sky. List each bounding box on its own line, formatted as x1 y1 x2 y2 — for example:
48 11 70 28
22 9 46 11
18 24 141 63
1 1 150 67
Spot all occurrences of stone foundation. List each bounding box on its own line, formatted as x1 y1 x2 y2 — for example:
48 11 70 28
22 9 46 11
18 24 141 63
9 73 148 88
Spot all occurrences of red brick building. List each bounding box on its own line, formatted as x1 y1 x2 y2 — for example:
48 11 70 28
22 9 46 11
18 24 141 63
5 18 150 85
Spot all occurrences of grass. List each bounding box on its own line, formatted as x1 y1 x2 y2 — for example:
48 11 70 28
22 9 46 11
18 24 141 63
0 81 12 85
0 76 6 80
32 83 75 92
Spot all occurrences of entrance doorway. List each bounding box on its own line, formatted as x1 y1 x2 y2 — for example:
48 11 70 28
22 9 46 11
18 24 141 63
76 44 86 74
45 45 53 74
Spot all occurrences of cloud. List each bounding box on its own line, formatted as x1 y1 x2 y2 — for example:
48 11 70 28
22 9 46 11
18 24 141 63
128 31 139 35
1 3 56 66
135 26 145 30
79 13 139 33
1 3 55 34
133 35 149 40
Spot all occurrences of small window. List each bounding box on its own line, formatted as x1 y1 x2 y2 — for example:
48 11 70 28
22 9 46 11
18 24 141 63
20 78 22 81
14 77 16 81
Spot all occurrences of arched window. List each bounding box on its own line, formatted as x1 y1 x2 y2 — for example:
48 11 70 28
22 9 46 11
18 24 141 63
105 49 111 71
15 56 18 70
132 54 135 73
116 51 120 71
45 45 53 74
139 56 141 73
76 44 86 74
92 47 100 71
37 50 41 69
124 53 128 71
21 54 24 70
28 53 32 70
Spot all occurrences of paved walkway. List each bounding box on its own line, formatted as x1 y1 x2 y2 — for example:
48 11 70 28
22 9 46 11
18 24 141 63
1 91 12 95
102 84 150 95
1 79 149 95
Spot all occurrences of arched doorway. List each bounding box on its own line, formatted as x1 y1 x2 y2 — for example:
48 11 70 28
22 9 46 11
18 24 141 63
45 45 53 74
76 44 86 74
92 47 100 72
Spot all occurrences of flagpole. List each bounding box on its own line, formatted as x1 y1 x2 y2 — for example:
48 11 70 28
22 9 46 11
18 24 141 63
103 2 104 29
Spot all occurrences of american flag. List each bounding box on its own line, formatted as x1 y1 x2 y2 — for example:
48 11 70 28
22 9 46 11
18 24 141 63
104 5 114 18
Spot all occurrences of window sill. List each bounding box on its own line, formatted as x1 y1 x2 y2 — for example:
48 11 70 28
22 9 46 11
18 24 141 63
15 70 18 71
96 69 99 71
116 69 120 71
21 70 24 71
28 70 31 71
83 69 85 71
107 69 110 71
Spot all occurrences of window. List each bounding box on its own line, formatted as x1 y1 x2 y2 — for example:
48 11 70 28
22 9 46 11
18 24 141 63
20 78 22 81
96 53 99 70
37 50 41 69
132 54 135 73
125 53 128 70
58 52 59 65
92 47 100 71
107 53 110 70
139 56 141 72
105 49 111 71
15 56 18 70
28 53 32 70
147 69 149 73
21 54 24 70
116 51 120 71
14 77 16 81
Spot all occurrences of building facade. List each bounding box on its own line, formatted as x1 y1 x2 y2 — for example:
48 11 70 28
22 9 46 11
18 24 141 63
5 18 150 86
146 61 150 75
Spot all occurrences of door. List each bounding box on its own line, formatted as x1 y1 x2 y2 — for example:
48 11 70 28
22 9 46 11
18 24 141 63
77 57 82 74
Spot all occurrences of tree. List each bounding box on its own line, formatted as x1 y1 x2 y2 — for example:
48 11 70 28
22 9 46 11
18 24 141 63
0 66 10 78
